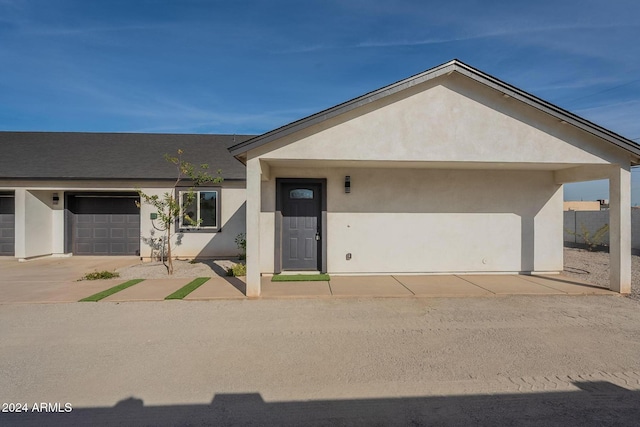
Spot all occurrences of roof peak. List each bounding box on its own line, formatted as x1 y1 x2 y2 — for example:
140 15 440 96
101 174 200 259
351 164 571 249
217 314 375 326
229 59 639 160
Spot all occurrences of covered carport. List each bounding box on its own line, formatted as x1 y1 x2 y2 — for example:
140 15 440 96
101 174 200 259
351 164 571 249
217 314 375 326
555 164 633 293
231 59 640 297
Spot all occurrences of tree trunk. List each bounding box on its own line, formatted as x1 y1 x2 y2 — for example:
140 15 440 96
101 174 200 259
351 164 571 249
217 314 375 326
166 222 173 275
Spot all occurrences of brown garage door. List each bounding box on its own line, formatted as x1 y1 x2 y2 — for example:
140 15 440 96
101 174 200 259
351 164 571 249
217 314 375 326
67 194 140 256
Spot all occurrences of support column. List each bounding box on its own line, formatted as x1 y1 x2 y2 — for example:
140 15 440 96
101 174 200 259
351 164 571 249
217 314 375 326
609 165 631 293
52 191 66 255
245 158 262 297
13 189 26 259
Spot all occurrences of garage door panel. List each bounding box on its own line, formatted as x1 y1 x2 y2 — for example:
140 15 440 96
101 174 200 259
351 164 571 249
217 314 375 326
0 195 14 255
76 243 92 254
70 195 140 256
93 228 109 239
111 243 125 253
93 243 109 254
93 215 108 223
76 228 92 238
110 216 125 224
110 228 125 238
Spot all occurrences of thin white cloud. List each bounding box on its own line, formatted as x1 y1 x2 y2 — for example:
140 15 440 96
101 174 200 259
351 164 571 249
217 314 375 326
530 77 625 93
574 100 640 139
275 22 639 55
22 23 168 37
0 0 24 7
356 22 638 49
56 76 315 133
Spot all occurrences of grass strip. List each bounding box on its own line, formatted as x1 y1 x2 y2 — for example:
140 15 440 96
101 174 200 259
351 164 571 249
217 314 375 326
271 274 330 282
79 279 145 302
165 277 210 300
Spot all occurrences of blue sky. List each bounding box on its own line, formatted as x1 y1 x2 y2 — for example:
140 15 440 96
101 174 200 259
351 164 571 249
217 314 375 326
1 0 640 203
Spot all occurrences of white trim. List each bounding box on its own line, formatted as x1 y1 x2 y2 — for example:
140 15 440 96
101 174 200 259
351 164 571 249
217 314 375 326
178 189 219 230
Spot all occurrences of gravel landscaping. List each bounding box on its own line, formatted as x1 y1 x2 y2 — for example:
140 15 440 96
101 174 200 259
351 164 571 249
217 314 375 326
116 258 242 280
563 247 640 301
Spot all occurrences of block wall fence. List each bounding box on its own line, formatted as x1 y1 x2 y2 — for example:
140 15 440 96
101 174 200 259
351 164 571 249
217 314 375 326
563 209 640 252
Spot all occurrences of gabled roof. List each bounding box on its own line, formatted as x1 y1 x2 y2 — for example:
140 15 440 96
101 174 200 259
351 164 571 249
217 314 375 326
0 132 255 180
229 59 640 162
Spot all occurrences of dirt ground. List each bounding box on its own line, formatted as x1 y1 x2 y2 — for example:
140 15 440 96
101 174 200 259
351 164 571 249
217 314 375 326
2 296 640 426
563 247 640 300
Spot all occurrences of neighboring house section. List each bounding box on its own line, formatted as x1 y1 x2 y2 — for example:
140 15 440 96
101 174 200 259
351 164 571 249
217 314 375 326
563 201 604 211
230 59 640 296
0 192 14 256
0 132 254 260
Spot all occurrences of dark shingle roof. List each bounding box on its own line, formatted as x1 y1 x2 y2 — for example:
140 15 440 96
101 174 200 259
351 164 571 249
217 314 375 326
0 132 254 180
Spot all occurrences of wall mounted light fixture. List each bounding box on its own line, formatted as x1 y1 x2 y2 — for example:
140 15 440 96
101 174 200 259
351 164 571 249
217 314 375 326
52 193 59 205
345 176 351 193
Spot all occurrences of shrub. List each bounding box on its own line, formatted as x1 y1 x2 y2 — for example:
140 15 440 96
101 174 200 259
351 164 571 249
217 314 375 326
82 270 120 281
566 223 609 251
226 263 246 277
235 233 246 260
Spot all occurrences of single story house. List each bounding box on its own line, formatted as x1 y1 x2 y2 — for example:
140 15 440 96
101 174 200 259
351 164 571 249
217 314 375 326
2 60 639 296
0 133 254 261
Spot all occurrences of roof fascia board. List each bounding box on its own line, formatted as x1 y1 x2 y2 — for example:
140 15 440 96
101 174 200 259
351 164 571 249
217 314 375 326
0 177 247 182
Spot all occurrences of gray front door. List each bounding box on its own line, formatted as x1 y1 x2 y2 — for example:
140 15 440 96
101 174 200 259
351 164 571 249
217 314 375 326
282 184 321 270
0 194 15 256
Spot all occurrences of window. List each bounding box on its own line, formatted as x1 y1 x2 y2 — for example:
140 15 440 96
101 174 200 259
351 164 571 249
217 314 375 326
289 188 314 199
178 189 220 231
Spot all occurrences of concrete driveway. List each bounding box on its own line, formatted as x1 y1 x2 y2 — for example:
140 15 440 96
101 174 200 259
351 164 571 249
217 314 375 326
0 255 140 282
0 255 616 303
0 256 140 303
1 296 639 426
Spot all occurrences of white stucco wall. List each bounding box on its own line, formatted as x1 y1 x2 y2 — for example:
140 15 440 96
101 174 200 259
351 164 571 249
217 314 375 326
259 167 563 274
1 180 246 259
137 184 246 259
245 71 636 280
22 190 54 259
252 73 627 166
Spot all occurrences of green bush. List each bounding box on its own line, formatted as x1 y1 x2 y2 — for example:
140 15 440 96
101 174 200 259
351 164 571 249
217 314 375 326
226 263 246 277
82 270 120 281
235 233 246 260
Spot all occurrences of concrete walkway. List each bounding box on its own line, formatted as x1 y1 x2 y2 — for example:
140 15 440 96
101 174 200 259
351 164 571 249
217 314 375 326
0 255 615 303
260 273 614 298
0 274 614 304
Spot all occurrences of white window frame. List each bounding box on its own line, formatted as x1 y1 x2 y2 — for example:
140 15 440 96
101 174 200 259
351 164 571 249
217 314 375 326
177 188 221 232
